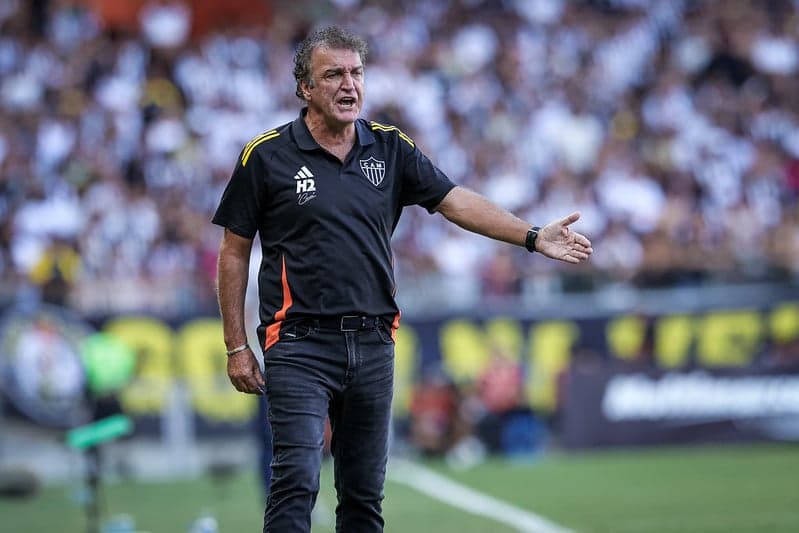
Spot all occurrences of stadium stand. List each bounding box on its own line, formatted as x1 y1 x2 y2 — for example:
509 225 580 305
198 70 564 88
0 0 797 318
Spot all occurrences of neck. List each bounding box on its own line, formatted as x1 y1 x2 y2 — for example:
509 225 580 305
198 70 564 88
304 108 356 147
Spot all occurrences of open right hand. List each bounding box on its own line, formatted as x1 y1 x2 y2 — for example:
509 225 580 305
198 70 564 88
536 212 593 264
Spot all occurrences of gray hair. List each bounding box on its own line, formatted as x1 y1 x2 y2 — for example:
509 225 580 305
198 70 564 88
293 26 368 99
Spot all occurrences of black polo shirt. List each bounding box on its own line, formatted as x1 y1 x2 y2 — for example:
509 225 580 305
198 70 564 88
212 109 455 349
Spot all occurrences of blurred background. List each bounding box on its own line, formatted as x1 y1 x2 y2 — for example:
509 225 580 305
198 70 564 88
1 0 798 531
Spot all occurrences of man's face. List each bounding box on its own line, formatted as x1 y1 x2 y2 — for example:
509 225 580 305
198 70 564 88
304 46 364 127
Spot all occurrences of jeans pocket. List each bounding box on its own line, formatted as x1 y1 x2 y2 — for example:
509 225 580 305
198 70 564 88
374 323 395 345
279 322 314 342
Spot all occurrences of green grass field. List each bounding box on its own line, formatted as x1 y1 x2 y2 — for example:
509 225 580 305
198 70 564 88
1 443 797 532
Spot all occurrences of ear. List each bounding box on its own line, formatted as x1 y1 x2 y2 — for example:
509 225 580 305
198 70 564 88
300 80 312 101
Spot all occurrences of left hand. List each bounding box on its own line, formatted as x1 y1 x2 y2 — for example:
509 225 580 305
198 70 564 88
536 212 593 264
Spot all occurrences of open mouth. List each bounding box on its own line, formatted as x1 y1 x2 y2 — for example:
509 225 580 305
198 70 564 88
338 97 357 108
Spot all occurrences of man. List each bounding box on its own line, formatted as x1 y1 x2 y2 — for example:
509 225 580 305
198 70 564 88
213 26 592 533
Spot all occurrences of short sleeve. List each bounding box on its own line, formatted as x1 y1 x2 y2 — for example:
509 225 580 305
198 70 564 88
211 148 268 239
399 144 456 213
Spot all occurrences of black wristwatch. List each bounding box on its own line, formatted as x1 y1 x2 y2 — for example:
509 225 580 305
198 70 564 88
525 226 541 253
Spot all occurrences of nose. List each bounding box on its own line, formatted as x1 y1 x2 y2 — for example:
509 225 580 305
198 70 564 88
340 72 355 89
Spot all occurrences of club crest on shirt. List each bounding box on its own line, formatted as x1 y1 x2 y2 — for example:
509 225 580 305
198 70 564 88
359 157 385 187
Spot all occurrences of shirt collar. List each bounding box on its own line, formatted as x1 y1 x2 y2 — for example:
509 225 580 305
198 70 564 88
291 108 375 151
355 117 376 147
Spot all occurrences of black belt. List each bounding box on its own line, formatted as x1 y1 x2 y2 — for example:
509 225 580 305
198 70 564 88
311 315 383 331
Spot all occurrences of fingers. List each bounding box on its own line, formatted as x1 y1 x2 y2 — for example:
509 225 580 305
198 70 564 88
562 239 593 263
568 250 591 261
232 374 264 395
573 231 592 248
562 252 589 263
230 375 262 395
538 218 592 263
558 211 581 227
228 352 265 395
573 243 592 254
565 229 593 252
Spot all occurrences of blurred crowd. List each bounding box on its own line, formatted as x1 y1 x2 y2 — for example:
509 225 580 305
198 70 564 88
1 0 799 318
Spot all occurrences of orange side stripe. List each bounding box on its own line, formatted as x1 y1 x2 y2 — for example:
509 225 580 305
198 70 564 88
264 256 293 351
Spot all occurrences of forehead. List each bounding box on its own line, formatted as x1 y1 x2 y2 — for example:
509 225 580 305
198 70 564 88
310 46 362 70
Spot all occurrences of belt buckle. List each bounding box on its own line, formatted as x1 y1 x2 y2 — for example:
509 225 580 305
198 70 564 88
340 316 360 331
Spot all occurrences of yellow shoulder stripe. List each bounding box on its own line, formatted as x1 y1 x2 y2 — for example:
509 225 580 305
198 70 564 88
370 121 414 148
243 130 277 155
242 130 280 166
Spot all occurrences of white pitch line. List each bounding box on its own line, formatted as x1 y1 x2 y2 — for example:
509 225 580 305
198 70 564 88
388 459 574 533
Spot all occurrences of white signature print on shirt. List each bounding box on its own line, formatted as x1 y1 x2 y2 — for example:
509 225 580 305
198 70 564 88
298 192 317 205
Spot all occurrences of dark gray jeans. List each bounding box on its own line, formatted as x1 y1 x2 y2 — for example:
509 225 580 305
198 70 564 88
263 318 395 532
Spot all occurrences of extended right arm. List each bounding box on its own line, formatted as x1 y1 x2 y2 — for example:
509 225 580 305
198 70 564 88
216 228 265 394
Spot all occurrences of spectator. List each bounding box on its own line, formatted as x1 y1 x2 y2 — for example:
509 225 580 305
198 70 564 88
0 0 797 315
